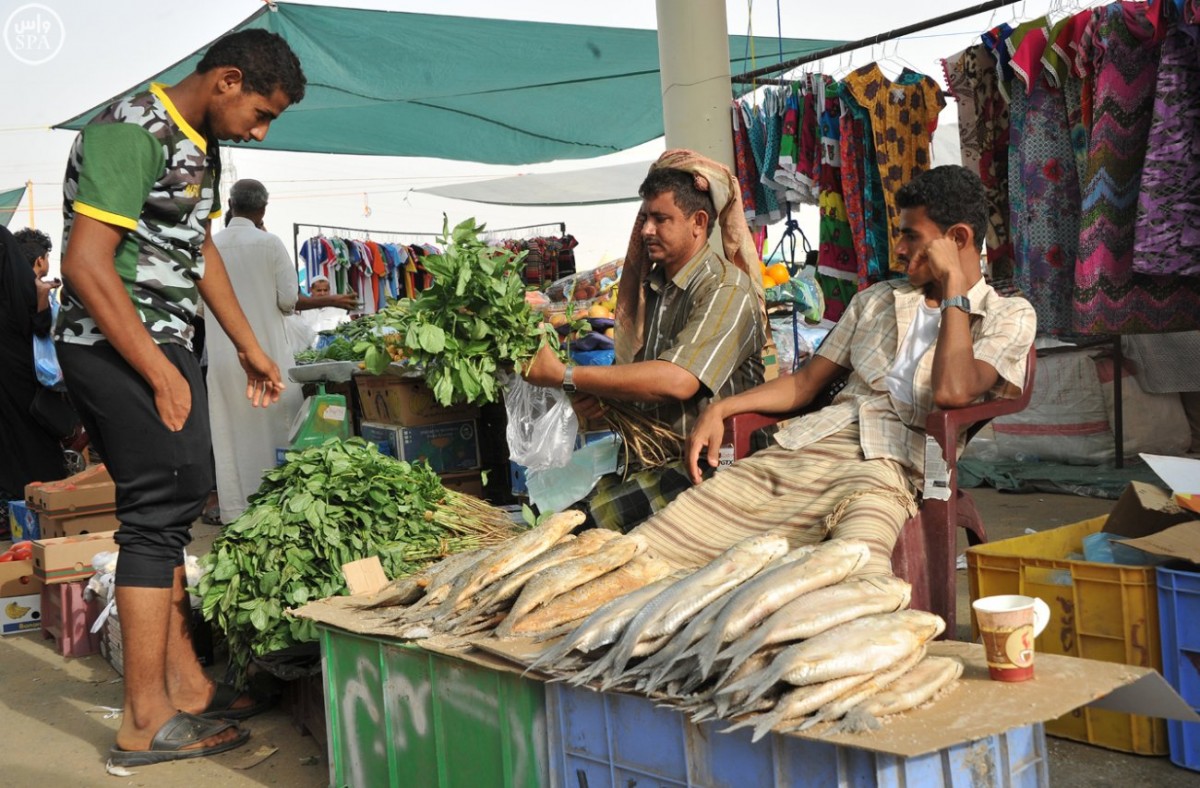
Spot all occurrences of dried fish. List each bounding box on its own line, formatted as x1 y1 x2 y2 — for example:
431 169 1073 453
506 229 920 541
715 575 912 682
510 554 672 637
724 673 874 741
691 540 870 679
838 656 964 733
496 534 647 637
444 510 584 611
720 610 944 704
793 645 928 731
474 530 617 611
590 535 790 688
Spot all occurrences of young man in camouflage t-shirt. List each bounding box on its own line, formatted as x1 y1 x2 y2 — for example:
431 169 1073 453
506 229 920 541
55 30 305 767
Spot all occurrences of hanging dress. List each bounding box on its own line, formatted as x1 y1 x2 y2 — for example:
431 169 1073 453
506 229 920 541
839 85 888 285
841 64 945 275
1133 1 1200 277
1008 17 1081 336
732 100 759 224
815 77 858 320
1074 1 1200 333
942 47 983 176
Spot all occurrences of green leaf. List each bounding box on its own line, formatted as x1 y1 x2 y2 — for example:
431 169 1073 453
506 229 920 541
417 324 446 353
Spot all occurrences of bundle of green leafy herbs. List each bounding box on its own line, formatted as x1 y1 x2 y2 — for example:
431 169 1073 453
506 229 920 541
358 216 556 406
197 438 523 684
293 315 385 364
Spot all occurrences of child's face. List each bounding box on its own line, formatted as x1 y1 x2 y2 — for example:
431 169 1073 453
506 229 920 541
311 280 330 297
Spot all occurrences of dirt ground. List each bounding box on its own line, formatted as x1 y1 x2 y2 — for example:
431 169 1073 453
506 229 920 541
0 487 1196 786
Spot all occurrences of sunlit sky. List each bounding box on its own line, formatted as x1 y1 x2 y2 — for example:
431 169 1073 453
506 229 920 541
1 0 1066 277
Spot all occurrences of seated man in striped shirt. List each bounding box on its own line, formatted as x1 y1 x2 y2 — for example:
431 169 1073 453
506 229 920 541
524 151 767 532
630 165 1036 576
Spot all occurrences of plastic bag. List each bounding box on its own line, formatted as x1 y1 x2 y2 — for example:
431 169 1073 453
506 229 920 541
525 432 620 512
33 299 63 387
504 373 578 471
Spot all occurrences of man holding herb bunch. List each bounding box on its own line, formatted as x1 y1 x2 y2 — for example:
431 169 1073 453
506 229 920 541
524 150 767 532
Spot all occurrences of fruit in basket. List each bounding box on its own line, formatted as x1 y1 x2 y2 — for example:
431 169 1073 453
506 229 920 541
766 263 791 286
762 273 776 290
549 313 569 329
587 304 613 319
604 328 615 338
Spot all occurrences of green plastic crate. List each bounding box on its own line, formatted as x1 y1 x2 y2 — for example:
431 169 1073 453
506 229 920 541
320 626 548 788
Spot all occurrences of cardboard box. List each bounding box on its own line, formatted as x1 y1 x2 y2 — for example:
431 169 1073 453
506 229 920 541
0 591 41 635
7 500 39 540
33 531 118 584
440 471 484 498
0 559 38 596
362 419 482 474
1104 481 1196 539
39 510 120 540
401 419 481 474
355 374 479 426
291 594 1200 761
25 464 114 515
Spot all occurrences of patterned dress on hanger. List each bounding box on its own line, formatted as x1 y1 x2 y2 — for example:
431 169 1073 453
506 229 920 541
744 102 781 226
942 47 983 175
816 77 858 320
841 64 946 275
732 100 759 224
839 85 888 285
1008 18 1081 336
977 27 1015 279
1133 0 1200 277
1074 1 1200 333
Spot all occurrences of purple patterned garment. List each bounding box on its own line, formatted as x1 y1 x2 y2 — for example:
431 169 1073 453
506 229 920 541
1133 2 1200 276
1073 2 1200 334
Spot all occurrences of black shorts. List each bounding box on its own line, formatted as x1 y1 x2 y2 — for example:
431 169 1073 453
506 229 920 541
56 341 213 587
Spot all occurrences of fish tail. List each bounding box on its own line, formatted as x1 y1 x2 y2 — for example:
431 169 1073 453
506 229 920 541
693 632 724 680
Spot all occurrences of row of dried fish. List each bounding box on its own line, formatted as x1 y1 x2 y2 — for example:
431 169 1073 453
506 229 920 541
361 515 961 738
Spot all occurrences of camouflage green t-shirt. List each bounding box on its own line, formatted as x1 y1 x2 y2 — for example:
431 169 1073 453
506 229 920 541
56 83 222 349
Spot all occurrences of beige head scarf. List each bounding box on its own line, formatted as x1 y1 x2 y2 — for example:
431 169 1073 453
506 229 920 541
613 149 763 364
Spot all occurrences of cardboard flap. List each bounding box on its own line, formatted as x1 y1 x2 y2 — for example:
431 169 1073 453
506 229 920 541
1103 481 1192 538
1121 522 1200 565
341 557 388 596
1088 671 1200 722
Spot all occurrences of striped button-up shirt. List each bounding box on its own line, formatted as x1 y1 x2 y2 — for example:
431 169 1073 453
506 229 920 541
634 246 766 439
775 276 1036 483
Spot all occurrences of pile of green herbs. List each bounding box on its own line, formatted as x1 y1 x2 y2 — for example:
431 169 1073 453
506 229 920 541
293 317 382 364
358 217 556 406
197 438 522 684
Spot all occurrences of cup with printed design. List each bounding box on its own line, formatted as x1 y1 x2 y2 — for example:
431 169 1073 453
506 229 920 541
972 594 1051 682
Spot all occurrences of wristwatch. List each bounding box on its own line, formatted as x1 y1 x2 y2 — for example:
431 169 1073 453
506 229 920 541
562 366 577 394
940 295 971 315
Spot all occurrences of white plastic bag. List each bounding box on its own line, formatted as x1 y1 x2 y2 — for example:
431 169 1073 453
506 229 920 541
526 432 621 512
504 373 578 471
284 312 316 355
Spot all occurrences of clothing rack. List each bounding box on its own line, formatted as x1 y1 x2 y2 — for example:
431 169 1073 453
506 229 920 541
483 221 568 239
291 222 444 267
730 0 1024 84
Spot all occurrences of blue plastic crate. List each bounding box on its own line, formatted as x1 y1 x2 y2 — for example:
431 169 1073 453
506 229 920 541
1157 566 1200 772
546 683 1048 787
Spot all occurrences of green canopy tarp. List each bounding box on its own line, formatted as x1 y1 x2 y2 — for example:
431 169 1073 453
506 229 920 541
55 3 842 164
0 186 25 227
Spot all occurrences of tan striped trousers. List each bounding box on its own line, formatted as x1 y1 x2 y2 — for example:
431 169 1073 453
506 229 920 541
629 425 917 576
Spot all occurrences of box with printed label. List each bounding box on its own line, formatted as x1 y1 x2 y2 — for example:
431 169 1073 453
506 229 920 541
33 531 119 585
1 592 41 635
8 500 39 540
399 419 481 474
355 374 479 426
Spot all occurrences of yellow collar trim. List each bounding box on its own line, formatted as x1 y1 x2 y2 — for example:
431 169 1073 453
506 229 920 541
150 83 207 153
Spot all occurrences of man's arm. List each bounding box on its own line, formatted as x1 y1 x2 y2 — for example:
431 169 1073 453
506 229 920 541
683 355 848 482
296 292 357 311
61 215 194 430
197 226 283 407
925 238 1001 408
523 344 700 403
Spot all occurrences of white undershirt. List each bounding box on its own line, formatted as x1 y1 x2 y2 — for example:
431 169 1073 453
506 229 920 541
885 301 941 405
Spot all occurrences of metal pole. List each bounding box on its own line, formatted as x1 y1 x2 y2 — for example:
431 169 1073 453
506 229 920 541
26 179 34 228
655 0 736 169
730 0 1022 83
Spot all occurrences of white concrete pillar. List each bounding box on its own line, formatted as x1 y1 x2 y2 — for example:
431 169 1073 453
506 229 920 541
655 0 736 169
